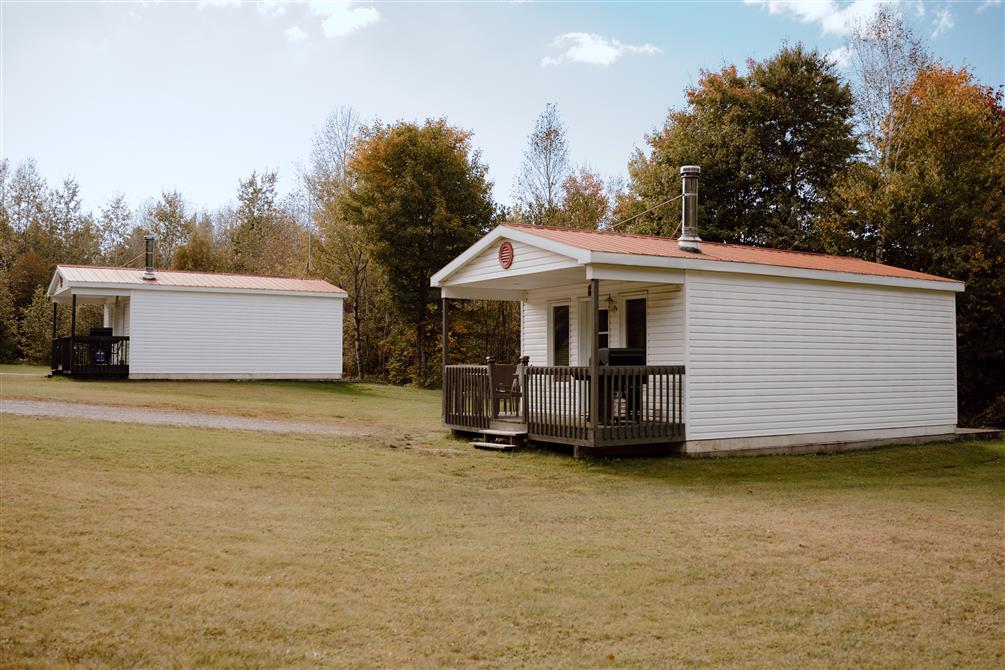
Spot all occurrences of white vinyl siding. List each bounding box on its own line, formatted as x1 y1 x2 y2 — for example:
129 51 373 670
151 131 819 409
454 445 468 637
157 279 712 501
521 282 685 366
684 271 957 441
448 238 578 285
128 290 342 378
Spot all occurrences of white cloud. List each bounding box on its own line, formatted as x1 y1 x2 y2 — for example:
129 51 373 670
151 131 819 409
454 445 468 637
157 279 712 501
931 6 954 37
976 0 1002 13
284 25 308 43
743 0 889 36
541 33 661 67
827 44 852 68
258 1 287 17
309 2 380 39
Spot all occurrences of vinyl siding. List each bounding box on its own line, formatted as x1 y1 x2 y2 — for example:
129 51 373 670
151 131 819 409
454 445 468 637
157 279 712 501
521 282 684 366
449 237 578 285
129 290 342 377
684 271 957 440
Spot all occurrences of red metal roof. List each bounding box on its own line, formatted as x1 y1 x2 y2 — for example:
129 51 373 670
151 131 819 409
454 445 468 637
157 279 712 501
56 265 347 294
502 223 960 284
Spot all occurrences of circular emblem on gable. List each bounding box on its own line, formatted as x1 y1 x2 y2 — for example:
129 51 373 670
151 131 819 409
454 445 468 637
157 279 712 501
498 241 514 269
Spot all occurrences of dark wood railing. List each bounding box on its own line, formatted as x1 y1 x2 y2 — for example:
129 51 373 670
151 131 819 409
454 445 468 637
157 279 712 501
444 362 686 449
443 364 491 430
593 365 685 446
51 336 130 377
525 366 591 445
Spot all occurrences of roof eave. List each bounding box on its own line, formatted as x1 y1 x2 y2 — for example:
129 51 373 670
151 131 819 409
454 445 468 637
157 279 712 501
585 251 964 292
53 279 348 299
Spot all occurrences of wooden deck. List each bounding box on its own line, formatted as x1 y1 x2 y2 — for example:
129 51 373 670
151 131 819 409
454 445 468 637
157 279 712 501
51 336 130 379
444 363 685 456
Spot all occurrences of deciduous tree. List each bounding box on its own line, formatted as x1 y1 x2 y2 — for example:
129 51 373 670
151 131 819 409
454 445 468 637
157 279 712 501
821 66 1005 423
617 44 858 250
555 167 608 230
513 103 571 226
343 118 494 386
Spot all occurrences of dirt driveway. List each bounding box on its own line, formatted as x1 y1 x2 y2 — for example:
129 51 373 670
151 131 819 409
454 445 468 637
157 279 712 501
1 399 373 437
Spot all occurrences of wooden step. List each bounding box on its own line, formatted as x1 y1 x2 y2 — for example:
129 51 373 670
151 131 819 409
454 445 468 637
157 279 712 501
480 428 528 437
471 441 519 452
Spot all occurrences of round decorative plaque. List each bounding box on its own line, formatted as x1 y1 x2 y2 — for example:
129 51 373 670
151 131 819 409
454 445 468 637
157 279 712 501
498 241 514 269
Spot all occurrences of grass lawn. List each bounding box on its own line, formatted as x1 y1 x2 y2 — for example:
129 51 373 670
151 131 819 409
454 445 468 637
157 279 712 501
0 365 445 442
1 368 1003 668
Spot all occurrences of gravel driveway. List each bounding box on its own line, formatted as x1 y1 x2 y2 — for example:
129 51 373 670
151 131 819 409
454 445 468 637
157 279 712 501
1 399 372 437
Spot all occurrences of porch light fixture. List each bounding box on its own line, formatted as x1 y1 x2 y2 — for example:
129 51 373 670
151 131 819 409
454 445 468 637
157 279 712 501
605 295 618 313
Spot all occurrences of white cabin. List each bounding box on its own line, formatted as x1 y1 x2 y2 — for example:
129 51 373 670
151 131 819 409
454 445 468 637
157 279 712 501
47 263 346 380
432 210 963 456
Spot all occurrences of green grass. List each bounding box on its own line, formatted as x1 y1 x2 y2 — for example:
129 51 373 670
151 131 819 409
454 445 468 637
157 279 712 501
1 369 1003 668
0 365 445 439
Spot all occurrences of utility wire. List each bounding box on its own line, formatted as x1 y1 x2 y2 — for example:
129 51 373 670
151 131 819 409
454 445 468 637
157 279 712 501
605 192 684 232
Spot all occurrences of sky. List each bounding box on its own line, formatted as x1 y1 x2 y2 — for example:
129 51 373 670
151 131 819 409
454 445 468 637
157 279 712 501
2 0 1003 214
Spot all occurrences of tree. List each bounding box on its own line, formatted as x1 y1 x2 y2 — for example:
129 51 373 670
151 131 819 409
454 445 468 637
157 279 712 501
308 106 361 205
306 106 383 379
821 66 1005 424
228 170 304 275
15 286 60 364
0 276 17 362
844 7 930 260
555 167 609 230
145 190 193 265
846 7 930 171
616 44 858 250
7 251 50 312
513 103 571 226
98 194 133 262
173 215 220 271
343 118 494 386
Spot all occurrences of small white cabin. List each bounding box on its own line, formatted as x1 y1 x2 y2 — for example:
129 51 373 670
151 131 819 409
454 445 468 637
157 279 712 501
432 170 964 456
47 260 346 381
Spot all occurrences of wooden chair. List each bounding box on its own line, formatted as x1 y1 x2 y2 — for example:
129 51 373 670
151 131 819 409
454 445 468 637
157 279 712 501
486 357 524 418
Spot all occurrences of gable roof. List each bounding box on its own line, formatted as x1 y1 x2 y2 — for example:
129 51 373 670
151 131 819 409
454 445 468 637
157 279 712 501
431 223 963 293
502 223 959 285
50 265 347 297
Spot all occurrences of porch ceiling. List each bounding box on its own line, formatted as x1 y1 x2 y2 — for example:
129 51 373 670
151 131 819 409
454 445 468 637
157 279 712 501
50 287 130 305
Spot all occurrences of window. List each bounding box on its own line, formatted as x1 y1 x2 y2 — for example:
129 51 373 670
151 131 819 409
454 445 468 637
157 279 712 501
551 304 570 366
598 308 609 349
625 298 646 351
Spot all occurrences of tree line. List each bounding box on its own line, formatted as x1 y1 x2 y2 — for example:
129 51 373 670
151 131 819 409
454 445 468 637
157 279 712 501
0 10 1001 423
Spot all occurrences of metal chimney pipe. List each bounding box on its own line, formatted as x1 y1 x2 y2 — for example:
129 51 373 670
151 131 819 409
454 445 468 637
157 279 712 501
678 165 701 253
143 235 156 280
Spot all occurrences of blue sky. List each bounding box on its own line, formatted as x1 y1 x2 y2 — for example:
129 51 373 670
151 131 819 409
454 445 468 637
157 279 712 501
2 1 1002 213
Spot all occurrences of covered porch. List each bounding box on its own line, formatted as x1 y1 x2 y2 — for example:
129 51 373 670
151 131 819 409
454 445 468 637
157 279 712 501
435 229 688 457
48 280 131 379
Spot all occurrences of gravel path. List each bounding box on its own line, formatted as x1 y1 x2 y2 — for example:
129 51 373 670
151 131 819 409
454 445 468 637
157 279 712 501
1 399 372 437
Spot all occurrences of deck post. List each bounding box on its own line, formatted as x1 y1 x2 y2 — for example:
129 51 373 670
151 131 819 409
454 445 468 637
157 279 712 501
50 302 58 371
441 297 449 420
584 278 600 458
69 294 77 375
